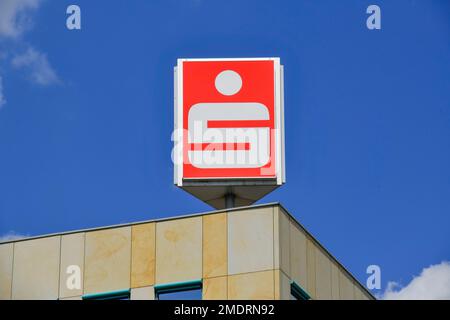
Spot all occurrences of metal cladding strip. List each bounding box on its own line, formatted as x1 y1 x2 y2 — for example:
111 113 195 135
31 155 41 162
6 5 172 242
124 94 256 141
154 279 202 295
82 288 130 300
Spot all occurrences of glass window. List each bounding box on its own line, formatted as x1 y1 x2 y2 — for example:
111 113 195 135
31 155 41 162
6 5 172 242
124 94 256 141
155 280 202 300
158 288 202 300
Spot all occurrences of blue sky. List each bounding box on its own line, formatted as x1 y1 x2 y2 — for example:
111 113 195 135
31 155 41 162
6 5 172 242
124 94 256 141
0 0 449 298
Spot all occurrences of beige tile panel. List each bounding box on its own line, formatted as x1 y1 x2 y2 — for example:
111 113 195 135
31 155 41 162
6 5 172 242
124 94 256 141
228 270 275 300
273 209 280 273
12 236 61 300
130 286 155 300
203 276 227 300
59 233 85 298
353 283 363 300
0 243 14 300
203 213 227 278
59 295 82 300
330 262 340 300
306 238 316 298
84 227 131 294
274 270 291 300
354 283 372 300
228 207 274 275
289 223 307 290
315 248 332 300
339 270 355 300
131 223 155 288
155 217 202 284
274 208 290 276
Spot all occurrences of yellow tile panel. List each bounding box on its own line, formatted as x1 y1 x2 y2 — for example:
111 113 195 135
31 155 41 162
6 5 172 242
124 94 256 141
84 227 131 294
203 213 227 278
155 217 202 284
228 270 275 300
131 223 155 288
203 276 227 300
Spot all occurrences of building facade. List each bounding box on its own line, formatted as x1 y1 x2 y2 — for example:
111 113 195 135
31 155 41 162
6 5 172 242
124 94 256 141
0 203 374 300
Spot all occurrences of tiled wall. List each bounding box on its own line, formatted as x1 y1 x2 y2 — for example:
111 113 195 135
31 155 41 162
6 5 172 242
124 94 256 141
275 207 373 300
0 205 373 300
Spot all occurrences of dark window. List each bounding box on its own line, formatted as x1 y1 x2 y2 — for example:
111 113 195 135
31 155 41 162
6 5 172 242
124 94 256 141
290 281 311 300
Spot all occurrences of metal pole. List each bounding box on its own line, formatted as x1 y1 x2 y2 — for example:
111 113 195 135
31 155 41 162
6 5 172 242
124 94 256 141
225 193 235 209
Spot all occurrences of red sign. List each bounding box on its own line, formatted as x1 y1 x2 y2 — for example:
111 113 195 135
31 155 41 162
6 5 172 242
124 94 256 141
175 58 283 184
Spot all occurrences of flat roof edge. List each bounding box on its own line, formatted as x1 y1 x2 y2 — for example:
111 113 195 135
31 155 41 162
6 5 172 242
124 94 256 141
0 202 281 245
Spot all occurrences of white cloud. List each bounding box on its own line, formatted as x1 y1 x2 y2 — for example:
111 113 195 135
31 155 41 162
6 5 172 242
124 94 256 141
12 47 59 86
0 231 28 242
0 0 59 105
383 261 450 300
0 76 5 108
0 0 41 39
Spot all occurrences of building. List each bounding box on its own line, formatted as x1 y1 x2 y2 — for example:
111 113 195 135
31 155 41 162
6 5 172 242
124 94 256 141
0 203 374 300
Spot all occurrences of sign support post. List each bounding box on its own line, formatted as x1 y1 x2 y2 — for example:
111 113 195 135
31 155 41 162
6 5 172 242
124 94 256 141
225 192 236 209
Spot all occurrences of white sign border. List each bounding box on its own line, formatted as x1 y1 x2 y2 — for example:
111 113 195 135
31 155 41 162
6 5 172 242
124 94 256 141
174 57 285 187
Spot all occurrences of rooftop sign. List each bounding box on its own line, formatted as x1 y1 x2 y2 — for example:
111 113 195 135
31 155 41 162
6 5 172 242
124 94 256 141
173 58 285 208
